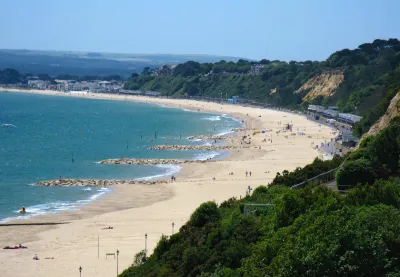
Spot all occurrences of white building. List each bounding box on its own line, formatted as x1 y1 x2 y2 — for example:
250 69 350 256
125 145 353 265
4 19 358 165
250 64 264 75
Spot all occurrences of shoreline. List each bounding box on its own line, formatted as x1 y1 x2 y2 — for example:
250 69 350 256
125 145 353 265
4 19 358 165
0 88 337 277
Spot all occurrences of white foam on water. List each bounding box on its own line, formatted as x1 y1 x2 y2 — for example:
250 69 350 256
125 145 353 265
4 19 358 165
82 187 92 191
0 187 112 223
135 164 181 181
194 151 220 161
216 130 235 136
202 116 221 121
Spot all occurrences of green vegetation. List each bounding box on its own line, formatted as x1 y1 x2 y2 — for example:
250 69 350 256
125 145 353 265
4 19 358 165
270 156 343 187
125 39 400 136
337 117 400 190
120 119 400 277
0 68 26 84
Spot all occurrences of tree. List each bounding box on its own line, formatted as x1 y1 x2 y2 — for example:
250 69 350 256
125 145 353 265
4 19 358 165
133 250 147 266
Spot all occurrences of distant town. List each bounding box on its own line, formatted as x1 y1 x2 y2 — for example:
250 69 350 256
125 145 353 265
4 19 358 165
0 62 266 97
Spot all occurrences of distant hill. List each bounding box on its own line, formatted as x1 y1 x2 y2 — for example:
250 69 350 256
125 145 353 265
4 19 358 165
124 38 400 137
0 49 243 77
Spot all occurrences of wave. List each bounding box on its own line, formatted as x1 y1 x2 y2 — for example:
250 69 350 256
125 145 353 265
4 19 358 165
216 130 235 136
135 164 181 181
202 116 221 121
194 151 220 161
0 187 111 223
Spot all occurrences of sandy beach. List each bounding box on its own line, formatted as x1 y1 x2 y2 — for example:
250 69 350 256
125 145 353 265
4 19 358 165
0 88 336 277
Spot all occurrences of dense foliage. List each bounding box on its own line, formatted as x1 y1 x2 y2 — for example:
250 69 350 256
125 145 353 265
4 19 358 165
120 180 400 277
0 68 27 84
270 156 343 187
119 120 400 277
336 117 400 190
125 39 400 136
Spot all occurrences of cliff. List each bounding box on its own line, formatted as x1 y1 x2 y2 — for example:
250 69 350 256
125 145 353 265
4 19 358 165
364 92 400 137
295 70 344 100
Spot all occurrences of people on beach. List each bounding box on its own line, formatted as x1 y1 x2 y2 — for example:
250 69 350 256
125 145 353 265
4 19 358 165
246 171 248 177
249 171 252 177
33 254 39 260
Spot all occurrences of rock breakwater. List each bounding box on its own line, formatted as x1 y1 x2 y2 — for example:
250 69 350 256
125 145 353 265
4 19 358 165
187 135 228 140
98 158 216 165
149 145 249 151
37 179 169 187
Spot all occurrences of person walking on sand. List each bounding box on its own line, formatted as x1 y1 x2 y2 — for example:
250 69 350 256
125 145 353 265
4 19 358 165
250 171 252 177
246 171 248 177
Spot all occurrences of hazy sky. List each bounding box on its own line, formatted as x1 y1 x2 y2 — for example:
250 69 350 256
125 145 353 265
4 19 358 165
0 0 398 61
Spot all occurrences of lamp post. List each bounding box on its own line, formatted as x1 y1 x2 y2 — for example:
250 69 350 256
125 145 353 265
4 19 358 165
116 250 119 276
172 222 174 235
145 233 147 253
79 266 82 277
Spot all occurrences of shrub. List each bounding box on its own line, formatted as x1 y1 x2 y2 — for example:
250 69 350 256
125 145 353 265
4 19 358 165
336 158 377 189
189 201 220 227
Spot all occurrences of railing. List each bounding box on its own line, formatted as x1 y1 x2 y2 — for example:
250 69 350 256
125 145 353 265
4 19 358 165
290 167 339 189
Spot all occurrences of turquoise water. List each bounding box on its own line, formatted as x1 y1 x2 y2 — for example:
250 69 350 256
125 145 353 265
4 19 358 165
0 92 241 222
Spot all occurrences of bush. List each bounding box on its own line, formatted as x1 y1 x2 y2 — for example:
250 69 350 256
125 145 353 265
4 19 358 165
336 158 377 189
189 201 220 227
132 250 147 267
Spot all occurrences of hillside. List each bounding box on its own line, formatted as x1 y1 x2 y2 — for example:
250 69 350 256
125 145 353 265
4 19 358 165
0 49 242 77
295 70 344 100
120 119 400 277
364 92 400 137
125 39 400 136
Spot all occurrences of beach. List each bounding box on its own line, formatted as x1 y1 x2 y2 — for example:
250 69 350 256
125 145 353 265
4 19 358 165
0 89 336 277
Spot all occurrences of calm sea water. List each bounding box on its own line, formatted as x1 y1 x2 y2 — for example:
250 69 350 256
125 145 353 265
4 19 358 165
0 92 241 222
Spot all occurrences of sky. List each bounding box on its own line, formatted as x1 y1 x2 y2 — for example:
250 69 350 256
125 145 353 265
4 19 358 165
0 0 399 61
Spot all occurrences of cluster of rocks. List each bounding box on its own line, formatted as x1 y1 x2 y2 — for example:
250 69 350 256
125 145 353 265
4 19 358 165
37 179 169 187
187 135 228 140
98 158 216 165
149 145 249 151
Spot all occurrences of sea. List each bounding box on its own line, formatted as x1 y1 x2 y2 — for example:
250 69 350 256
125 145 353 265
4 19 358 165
0 92 241 222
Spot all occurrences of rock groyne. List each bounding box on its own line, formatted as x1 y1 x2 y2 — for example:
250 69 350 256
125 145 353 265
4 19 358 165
37 179 169 187
98 158 216 165
187 135 228 140
149 145 249 151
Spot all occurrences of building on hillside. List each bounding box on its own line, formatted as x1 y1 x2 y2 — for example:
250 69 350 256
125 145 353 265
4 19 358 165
145 91 161 97
308 105 325 113
321 109 339 118
250 64 264 75
99 81 112 88
338 113 362 125
157 64 177 76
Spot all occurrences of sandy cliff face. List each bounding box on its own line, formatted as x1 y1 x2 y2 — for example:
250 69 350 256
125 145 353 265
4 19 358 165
364 92 400 137
296 70 344 101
